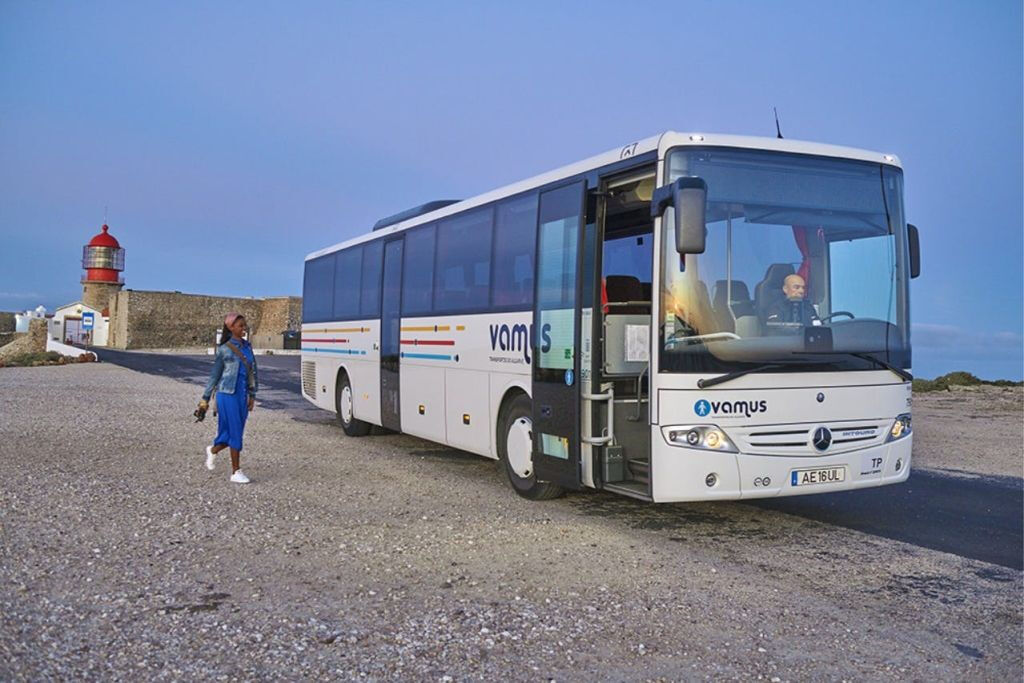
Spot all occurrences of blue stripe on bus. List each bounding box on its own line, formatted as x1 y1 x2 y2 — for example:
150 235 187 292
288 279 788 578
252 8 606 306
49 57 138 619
400 352 452 361
303 347 367 355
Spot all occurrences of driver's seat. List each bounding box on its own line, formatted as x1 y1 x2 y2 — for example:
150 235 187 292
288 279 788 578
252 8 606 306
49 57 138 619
755 263 795 323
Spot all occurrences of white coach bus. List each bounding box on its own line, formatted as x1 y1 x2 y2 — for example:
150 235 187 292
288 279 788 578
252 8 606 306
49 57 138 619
301 132 920 502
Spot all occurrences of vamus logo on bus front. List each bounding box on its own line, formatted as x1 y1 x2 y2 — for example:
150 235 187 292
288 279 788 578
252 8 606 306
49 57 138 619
488 323 552 365
694 398 768 418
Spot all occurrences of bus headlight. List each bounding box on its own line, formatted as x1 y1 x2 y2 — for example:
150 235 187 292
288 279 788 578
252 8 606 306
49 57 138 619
663 425 738 453
887 414 912 442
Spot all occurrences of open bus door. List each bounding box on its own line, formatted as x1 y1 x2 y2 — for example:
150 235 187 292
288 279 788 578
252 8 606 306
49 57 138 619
531 181 589 489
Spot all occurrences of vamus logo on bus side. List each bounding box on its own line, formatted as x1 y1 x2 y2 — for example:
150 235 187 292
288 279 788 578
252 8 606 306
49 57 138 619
488 323 551 365
694 398 768 418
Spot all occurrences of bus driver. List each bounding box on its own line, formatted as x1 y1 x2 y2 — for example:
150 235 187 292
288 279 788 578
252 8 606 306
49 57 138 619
765 273 821 328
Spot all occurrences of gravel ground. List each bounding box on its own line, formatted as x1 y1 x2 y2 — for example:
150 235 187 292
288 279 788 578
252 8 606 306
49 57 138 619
911 386 1023 479
1 364 1021 681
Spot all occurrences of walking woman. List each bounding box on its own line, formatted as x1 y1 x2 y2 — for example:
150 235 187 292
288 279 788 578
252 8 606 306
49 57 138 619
197 313 258 483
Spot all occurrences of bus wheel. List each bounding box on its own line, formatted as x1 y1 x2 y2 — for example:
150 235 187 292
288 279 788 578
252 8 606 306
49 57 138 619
498 394 564 500
336 373 370 437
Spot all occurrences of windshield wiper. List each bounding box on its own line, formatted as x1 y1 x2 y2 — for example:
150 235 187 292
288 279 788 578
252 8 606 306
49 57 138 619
697 364 787 389
793 351 913 382
697 352 912 390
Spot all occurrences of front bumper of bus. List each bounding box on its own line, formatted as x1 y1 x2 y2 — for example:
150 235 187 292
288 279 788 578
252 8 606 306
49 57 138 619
649 433 912 503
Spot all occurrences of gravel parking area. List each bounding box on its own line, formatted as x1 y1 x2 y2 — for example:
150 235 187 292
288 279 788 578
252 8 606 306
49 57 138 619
911 386 1023 479
1 364 1021 680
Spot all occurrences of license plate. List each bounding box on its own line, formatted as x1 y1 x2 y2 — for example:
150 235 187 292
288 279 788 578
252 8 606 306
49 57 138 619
790 465 846 487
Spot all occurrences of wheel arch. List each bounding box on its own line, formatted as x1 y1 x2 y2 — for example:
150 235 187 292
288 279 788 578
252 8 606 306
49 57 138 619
333 362 352 414
493 379 531 459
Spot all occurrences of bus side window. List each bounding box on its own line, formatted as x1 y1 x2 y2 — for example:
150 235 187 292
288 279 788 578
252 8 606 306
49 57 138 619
303 253 336 323
360 240 383 318
402 225 437 316
492 194 538 308
435 208 493 312
333 246 362 319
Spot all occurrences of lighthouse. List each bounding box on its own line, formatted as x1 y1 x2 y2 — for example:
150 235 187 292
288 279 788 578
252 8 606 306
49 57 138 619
81 224 125 312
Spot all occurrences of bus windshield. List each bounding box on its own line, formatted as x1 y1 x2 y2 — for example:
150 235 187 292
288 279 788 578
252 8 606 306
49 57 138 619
660 147 910 374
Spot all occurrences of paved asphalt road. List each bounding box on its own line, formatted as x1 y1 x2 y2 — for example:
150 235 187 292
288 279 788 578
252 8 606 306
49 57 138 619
95 348 1023 570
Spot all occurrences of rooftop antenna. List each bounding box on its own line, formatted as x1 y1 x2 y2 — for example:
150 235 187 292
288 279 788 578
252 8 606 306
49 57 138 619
773 107 784 139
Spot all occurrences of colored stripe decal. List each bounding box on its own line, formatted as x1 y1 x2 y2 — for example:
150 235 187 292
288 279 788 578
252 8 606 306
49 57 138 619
400 339 455 346
303 327 367 334
400 352 452 361
302 347 367 355
456 325 465 331
401 325 451 332
301 338 349 343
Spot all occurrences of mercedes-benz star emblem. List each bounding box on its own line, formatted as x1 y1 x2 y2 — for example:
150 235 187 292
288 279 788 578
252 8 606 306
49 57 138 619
812 426 832 451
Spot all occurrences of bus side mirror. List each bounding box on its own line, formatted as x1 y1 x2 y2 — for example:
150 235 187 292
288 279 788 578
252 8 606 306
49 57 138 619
652 177 707 254
907 223 921 278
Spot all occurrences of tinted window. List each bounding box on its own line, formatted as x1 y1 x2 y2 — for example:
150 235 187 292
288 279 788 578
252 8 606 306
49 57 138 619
402 225 436 315
535 182 584 369
537 185 581 309
492 194 537 308
435 208 493 312
302 254 335 322
333 247 362 319
360 240 383 317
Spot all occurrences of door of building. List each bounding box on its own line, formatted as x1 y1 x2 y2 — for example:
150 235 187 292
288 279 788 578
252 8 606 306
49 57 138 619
64 317 85 344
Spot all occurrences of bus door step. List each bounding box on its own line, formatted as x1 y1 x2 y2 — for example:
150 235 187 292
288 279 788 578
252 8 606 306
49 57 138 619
627 458 650 485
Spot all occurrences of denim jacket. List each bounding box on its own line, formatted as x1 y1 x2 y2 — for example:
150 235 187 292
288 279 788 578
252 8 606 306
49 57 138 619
202 340 258 400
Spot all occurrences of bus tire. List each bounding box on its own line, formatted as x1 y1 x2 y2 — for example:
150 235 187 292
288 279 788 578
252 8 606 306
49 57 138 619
336 372 371 437
498 393 565 501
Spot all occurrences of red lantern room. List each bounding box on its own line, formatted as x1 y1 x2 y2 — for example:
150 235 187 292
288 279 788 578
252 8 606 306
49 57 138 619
82 224 125 284
81 223 125 312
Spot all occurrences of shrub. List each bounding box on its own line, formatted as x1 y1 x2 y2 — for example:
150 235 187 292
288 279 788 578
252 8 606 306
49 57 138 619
913 371 1022 392
912 378 947 392
2 351 63 367
937 371 982 386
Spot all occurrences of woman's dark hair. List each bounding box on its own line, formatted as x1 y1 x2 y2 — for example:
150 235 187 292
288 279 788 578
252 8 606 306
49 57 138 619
219 316 245 345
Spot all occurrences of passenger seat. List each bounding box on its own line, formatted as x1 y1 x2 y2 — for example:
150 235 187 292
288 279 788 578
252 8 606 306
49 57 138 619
712 280 755 332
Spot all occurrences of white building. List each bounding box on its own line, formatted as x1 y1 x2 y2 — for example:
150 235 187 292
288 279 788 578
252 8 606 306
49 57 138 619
50 301 108 347
14 305 47 332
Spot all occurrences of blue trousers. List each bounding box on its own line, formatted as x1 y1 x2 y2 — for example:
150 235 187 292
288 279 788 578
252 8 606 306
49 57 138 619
214 387 248 451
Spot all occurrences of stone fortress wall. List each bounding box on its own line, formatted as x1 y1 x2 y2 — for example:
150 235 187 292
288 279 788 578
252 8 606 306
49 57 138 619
0 311 19 347
249 296 302 349
106 290 301 349
0 318 46 361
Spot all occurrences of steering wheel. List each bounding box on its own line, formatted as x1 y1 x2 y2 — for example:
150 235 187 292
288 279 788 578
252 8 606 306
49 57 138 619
821 311 855 322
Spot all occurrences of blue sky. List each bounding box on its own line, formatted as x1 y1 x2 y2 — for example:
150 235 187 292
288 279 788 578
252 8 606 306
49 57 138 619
1 1 1021 379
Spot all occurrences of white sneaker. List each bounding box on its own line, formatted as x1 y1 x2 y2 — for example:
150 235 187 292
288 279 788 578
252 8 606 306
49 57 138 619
230 470 250 484
205 446 217 471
